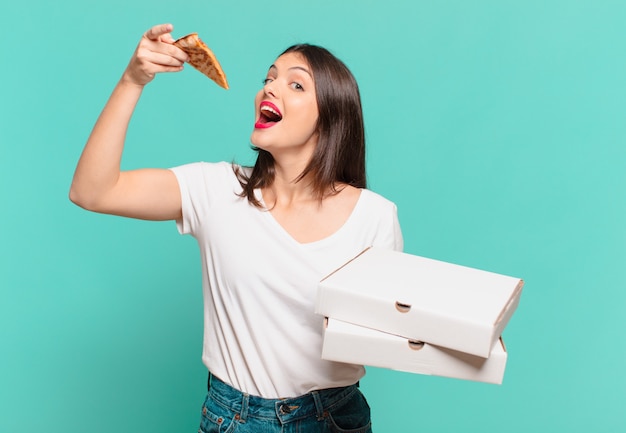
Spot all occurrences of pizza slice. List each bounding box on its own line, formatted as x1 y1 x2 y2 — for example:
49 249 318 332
173 33 229 89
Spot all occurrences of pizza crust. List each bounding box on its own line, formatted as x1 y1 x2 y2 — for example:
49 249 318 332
173 33 229 89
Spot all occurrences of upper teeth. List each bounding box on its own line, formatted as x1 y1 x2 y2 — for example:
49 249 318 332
261 106 280 116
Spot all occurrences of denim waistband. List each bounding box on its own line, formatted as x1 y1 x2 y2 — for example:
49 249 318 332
207 374 360 424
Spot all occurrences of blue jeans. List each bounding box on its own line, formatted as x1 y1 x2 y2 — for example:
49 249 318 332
198 374 373 433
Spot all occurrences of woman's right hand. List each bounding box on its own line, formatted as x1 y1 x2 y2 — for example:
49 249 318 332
122 23 189 87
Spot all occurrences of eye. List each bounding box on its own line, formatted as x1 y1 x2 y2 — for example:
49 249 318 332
262 78 274 85
290 82 304 91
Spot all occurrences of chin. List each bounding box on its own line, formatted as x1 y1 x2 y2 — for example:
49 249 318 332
249 132 263 148
250 135 272 153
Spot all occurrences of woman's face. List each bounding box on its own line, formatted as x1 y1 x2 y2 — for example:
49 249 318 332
250 52 319 160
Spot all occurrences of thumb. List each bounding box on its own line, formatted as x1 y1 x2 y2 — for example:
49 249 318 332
160 33 176 43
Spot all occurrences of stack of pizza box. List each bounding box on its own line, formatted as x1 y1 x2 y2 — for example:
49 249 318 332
315 247 523 384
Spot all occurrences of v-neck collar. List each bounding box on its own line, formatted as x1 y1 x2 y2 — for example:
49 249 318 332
254 188 366 248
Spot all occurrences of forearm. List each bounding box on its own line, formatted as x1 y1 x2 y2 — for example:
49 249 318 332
69 23 187 217
69 77 143 209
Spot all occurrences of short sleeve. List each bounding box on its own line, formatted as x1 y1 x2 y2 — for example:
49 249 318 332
169 161 238 236
389 203 404 252
364 191 404 253
376 202 403 252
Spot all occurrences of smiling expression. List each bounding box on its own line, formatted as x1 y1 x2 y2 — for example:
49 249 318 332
250 52 319 159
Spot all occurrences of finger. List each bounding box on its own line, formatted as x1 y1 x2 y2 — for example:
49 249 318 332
127 54 184 84
144 23 173 41
159 33 189 62
146 42 189 64
160 33 175 43
136 47 186 69
157 34 189 63
159 65 186 74
170 46 190 63
149 51 186 68
136 34 188 64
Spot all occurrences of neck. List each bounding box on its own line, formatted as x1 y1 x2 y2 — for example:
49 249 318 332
265 162 316 206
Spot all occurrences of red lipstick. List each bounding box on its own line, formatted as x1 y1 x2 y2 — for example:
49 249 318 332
255 101 283 129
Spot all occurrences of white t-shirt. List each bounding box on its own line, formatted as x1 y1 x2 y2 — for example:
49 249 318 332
170 161 403 398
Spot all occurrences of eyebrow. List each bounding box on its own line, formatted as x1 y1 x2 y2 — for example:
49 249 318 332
268 64 313 78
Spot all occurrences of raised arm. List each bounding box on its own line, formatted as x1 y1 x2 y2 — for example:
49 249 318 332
69 24 189 221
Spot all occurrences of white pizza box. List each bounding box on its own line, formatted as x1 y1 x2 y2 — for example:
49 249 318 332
322 318 508 384
315 247 523 358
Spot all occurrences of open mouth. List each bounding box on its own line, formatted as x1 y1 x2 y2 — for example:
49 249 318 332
255 101 283 128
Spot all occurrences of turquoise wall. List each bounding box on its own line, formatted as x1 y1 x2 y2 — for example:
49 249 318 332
2 1 624 431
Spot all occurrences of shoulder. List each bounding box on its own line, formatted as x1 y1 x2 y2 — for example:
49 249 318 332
355 188 403 251
169 161 244 191
359 188 398 213
170 161 234 178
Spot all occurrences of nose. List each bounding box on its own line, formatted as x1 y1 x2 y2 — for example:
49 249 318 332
263 81 278 98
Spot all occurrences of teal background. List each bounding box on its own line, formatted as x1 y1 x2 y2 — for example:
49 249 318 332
2 0 625 431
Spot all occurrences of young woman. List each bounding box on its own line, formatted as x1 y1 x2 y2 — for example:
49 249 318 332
70 23 403 433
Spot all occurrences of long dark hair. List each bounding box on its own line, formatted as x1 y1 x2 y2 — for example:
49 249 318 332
236 44 366 207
